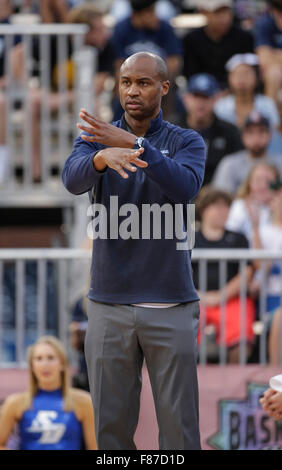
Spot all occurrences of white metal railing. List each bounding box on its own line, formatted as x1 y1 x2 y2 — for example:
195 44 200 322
0 24 95 197
0 248 281 366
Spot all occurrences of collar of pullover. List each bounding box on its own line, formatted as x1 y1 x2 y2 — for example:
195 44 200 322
121 109 163 137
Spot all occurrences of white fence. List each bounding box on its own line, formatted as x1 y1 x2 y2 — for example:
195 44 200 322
0 24 95 198
0 248 281 366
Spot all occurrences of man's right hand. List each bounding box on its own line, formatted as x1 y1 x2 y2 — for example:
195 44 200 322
93 147 148 179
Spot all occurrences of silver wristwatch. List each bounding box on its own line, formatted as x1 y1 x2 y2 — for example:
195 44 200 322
134 137 145 149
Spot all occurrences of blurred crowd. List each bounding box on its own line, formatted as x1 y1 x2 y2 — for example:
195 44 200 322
1 0 282 369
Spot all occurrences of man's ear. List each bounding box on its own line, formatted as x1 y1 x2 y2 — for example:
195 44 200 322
161 80 170 97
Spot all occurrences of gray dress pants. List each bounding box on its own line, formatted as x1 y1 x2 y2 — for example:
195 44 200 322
85 299 201 450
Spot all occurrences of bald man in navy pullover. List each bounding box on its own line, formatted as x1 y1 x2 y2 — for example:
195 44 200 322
62 52 206 450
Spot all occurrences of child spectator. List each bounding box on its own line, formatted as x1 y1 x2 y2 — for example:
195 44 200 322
214 53 280 129
193 187 255 363
212 111 282 194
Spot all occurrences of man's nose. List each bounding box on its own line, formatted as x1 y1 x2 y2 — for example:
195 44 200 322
127 84 139 96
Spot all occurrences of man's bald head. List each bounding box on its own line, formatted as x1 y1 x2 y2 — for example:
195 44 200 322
120 52 169 82
119 52 170 121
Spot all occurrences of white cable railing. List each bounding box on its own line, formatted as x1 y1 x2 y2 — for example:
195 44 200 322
0 24 95 197
0 248 281 367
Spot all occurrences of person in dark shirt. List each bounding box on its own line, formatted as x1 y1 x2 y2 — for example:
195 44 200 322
255 0 282 99
112 0 182 78
193 186 255 363
111 0 183 121
179 73 243 184
182 0 254 90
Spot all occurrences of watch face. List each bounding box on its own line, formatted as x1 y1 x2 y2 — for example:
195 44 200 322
137 137 144 147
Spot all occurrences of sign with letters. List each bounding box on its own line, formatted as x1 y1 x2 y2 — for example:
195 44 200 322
2 365 282 450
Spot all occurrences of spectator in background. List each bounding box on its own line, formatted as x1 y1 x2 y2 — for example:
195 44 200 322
67 3 115 95
233 0 267 32
0 336 97 450
255 0 282 100
29 2 115 181
193 187 255 363
182 0 254 90
266 306 282 364
179 73 243 184
112 0 182 80
0 1 23 183
110 0 179 21
268 88 282 154
69 297 89 392
247 179 282 313
214 53 280 129
111 0 183 120
212 111 282 195
225 162 280 246
40 0 69 23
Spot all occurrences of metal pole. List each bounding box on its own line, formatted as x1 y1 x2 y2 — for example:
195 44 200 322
239 260 247 365
15 260 25 364
199 259 207 365
219 260 227 365
37 259 47 338
39 34 51 184
22 34 32 187
259 261 267 365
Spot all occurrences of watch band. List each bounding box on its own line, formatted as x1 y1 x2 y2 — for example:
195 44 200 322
134 137 145 149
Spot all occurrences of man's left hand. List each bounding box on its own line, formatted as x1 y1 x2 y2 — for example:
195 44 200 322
77 108 137 148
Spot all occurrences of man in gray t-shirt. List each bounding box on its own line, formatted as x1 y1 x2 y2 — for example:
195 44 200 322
212 111 282 194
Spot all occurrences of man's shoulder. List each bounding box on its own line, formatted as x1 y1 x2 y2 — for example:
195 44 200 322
163 121 205 148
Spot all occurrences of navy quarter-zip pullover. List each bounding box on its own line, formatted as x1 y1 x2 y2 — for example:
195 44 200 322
62 110 206 304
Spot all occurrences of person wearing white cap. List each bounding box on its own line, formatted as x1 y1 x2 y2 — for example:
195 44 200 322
214 53 280 129
182 0 254 89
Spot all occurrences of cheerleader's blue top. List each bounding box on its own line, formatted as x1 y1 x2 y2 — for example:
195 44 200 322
18 388 83 450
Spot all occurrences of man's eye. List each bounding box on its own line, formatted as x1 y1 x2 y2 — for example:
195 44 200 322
140 82 148 86
122 80 130 85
